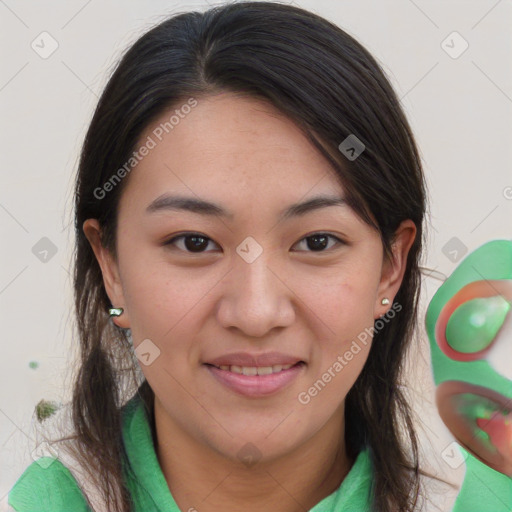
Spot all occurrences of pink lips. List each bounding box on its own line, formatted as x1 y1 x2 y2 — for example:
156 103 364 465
205 362 305 397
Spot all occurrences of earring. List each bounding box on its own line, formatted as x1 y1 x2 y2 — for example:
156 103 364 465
109 307 124 317
381 298 390 305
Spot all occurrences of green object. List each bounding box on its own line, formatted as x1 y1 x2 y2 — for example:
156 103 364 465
425 239 512 397
452 447 512 512
35 400 60 423
28 361 39 370
425 239 512 511
8 392 511 511
446 296 511 353
456 393 497 422
10 391 511 511
9 393 375 511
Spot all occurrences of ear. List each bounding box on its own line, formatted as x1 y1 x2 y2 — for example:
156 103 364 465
374 219 417 319
82 218 130 329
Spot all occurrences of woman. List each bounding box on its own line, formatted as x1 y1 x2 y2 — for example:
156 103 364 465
8 1 476 511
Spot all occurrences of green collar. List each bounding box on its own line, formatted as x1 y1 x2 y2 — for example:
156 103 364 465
121 393 373 511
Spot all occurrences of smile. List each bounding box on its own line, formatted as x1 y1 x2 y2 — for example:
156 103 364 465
212 363 297 375
204 361 305 397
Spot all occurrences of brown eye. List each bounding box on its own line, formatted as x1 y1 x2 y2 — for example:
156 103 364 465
293 233 344 252
163 233 220 253
163 231 345 254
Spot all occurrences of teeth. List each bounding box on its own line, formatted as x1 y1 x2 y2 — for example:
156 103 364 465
217 363 295 375
256 366 274 375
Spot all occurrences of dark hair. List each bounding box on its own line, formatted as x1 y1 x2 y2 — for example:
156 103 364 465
65 2 439 511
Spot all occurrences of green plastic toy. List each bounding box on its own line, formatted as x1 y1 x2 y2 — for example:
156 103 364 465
425 239 512 510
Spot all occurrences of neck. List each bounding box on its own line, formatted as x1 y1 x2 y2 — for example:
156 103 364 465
154 399 353 512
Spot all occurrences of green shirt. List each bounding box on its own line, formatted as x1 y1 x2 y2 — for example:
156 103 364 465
8 393 373 511
8 392 512 511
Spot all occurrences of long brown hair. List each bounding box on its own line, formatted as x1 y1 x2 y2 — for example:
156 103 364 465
57 2 445 510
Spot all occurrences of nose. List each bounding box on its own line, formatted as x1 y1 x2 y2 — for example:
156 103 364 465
215 248 296 338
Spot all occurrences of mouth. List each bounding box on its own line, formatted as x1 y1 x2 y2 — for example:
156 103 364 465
204 361 305 376
203 361 306 397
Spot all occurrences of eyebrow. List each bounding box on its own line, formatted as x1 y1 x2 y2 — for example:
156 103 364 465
145 193 348 221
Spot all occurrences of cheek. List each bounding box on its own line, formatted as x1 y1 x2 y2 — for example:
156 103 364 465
296 278 376 405
296 332 372 437
302 270 378 344
119 251 211 339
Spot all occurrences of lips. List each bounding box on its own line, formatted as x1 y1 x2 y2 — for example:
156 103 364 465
203 351 306 398
206 362 305 397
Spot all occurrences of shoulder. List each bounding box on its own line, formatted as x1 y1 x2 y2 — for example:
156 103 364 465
8 456 91 512
9 392 146 512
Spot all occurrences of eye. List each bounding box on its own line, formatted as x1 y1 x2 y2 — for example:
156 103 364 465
163 233 220 253
162 232 345 254
292 233 345 252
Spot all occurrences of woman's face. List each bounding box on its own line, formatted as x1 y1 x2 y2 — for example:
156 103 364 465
84 91 415 464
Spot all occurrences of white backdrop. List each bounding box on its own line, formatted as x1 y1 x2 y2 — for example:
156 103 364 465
1 1 511 510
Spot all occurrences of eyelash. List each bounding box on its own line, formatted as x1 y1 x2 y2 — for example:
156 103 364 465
162 232 345 254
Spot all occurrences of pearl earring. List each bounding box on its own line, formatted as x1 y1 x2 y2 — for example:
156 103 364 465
109 307 124 317
381 298 390 305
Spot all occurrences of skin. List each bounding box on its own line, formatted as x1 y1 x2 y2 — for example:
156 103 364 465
84 91 416 512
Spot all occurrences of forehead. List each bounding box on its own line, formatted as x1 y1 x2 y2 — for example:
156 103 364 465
119 92 346 215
